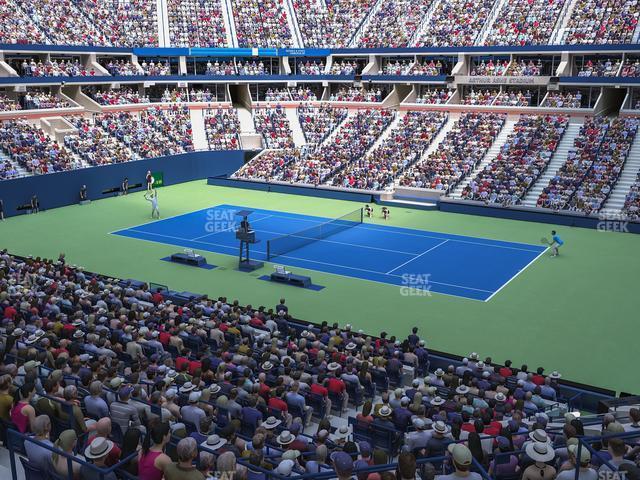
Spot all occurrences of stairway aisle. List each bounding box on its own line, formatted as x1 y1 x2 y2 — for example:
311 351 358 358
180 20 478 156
602 133 640 212
190 108 209 150
284 108 307 148
448 117 518 198
521 121 583 207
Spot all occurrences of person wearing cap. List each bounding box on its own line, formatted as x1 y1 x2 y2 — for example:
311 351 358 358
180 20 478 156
180 390 207 430
522 441 556 480
556 444 596 480
392 397 413 431
405 417 432 452
164 437 204 480
332 451 354 480
437 443 482 480
353 441 373 478
110 386 143 433
82 437 117 480
488 436 520 477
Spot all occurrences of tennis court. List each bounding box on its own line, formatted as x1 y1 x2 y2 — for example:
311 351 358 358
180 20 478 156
111 204 548 301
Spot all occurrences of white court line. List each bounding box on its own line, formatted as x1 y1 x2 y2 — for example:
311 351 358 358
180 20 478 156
108 200 216 235
386 240 449 275
483 246 550 302
217 207 544 252
112 203 543 254
121 228 493 295
191 215 274 241
113 231 489 302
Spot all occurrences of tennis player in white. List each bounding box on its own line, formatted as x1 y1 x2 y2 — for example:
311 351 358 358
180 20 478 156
144 190 160 219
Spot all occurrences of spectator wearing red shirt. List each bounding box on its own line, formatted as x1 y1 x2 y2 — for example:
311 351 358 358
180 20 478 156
3 305 17 320
326 368 349 412
499 360 514 379
268 388 293 425
532 368 545 386
310 374 332 418
152 291 163 304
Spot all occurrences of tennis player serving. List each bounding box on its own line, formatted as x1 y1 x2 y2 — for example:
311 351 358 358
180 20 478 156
144 189 160 219
541 230 564 257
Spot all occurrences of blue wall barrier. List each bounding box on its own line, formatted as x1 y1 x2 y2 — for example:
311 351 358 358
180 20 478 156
0 150 244 217
439 199 640 233
0 74 356 86
208 176 376 202
4 42 640 57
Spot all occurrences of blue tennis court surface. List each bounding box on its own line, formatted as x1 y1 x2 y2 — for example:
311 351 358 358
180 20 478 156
111 204 547 302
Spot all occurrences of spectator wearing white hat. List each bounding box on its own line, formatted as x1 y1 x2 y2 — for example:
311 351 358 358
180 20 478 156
522 441 556 480
427 421 452 458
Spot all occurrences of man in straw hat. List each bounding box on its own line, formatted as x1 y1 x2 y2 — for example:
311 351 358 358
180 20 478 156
522 441 556 480
82 437 117 480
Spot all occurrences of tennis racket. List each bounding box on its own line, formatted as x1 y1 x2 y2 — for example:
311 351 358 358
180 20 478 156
540 237 550 245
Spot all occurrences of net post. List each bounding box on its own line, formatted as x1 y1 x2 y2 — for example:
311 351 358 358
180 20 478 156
267 241 270 260
360 207 364 223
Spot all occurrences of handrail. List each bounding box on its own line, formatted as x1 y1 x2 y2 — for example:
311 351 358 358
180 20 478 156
8 429 138 480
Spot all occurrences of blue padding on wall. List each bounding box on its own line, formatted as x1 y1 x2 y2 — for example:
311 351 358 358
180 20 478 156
0 151 244 218
207 176 376 203
439 199 640 233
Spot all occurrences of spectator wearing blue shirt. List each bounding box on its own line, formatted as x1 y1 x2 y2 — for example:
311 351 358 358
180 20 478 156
285 381 312 426
25 415 54 471
85 381 109 419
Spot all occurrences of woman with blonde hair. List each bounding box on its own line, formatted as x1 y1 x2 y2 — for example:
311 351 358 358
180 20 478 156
52 429 81 479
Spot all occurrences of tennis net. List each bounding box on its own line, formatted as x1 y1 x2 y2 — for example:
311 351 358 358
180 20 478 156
267 208 363 260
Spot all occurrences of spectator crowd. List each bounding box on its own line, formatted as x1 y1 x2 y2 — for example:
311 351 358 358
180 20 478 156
168 0 228 48
297 104 348 145
398 113 506 191
535 116 640 214
577 59 621 77
4 251 633 480
19 59 96 77
253 106 295 149
462 115 568 205
330 87 384 102
205 108 241 151
330 111 447 190
543 92 583 109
